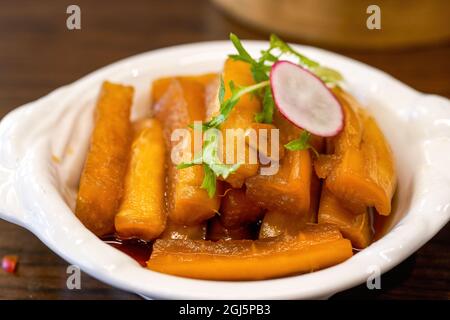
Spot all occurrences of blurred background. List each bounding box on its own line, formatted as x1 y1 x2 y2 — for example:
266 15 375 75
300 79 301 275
0 0 448 299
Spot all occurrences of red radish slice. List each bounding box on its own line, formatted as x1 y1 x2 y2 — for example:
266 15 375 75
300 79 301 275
270 60 344 137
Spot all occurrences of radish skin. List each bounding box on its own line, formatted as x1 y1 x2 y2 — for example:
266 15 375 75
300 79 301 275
270 61 344 137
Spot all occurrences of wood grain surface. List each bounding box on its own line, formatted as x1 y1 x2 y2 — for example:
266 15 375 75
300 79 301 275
0 0 448 300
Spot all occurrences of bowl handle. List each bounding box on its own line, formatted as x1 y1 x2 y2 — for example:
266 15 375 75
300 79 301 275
0 166 26 227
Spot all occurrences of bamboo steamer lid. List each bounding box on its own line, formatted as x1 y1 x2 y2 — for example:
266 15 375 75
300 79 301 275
213 0 450 49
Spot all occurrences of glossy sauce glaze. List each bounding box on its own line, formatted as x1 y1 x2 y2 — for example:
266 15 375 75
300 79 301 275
102 235 152 267
103 210 391 265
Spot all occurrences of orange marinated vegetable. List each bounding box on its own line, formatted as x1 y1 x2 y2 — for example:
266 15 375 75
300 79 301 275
207 58 261 188
359 116 397 215
259 211 307 239
317 90 396 215
246 122 285 162
147 224 352 280
151 74 218 105
259 172 319 239
318 189 372 248
161 219 207 240
76 81 133 236
152 77 221 225
76 34 397 282
207 216 253 241
219 188 262 228
246 110 314 215
115 119 166 241
246 149 312 215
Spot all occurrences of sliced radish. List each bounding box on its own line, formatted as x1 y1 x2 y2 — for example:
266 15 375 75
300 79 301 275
270 60 344 137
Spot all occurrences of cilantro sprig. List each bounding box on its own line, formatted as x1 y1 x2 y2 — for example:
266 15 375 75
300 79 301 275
181 77 269 198
177 129 240 197
268 34 342 84
229 33 342 125
204 79 270 130
177 33 342 197
284 131 319 157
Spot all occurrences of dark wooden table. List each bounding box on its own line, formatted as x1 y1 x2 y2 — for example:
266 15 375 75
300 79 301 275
0 0 448 300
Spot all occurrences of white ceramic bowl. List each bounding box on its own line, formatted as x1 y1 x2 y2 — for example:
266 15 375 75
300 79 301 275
0 41 449 299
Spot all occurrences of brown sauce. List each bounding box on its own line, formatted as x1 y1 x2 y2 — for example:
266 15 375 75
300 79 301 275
102 235 153 267
103 197 397 265
372 190 399 241
372 211 396 241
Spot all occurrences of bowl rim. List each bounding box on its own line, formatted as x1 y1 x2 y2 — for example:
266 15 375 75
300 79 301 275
0 40 449 299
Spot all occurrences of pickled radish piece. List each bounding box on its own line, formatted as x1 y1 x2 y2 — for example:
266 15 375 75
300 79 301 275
270 61 343 137
147 224 352 280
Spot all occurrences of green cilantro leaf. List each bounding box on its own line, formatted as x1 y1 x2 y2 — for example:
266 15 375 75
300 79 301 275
311 66 343 84
269 34 343 84
255 87 275 123
229 33 257 65
229 33 269 83
270 34 318 69
204 80 270 129
178 129 240 197
218 76 225 105
176 151 202 169
178 33 342 197
284 131 319 157
201 165 217 198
